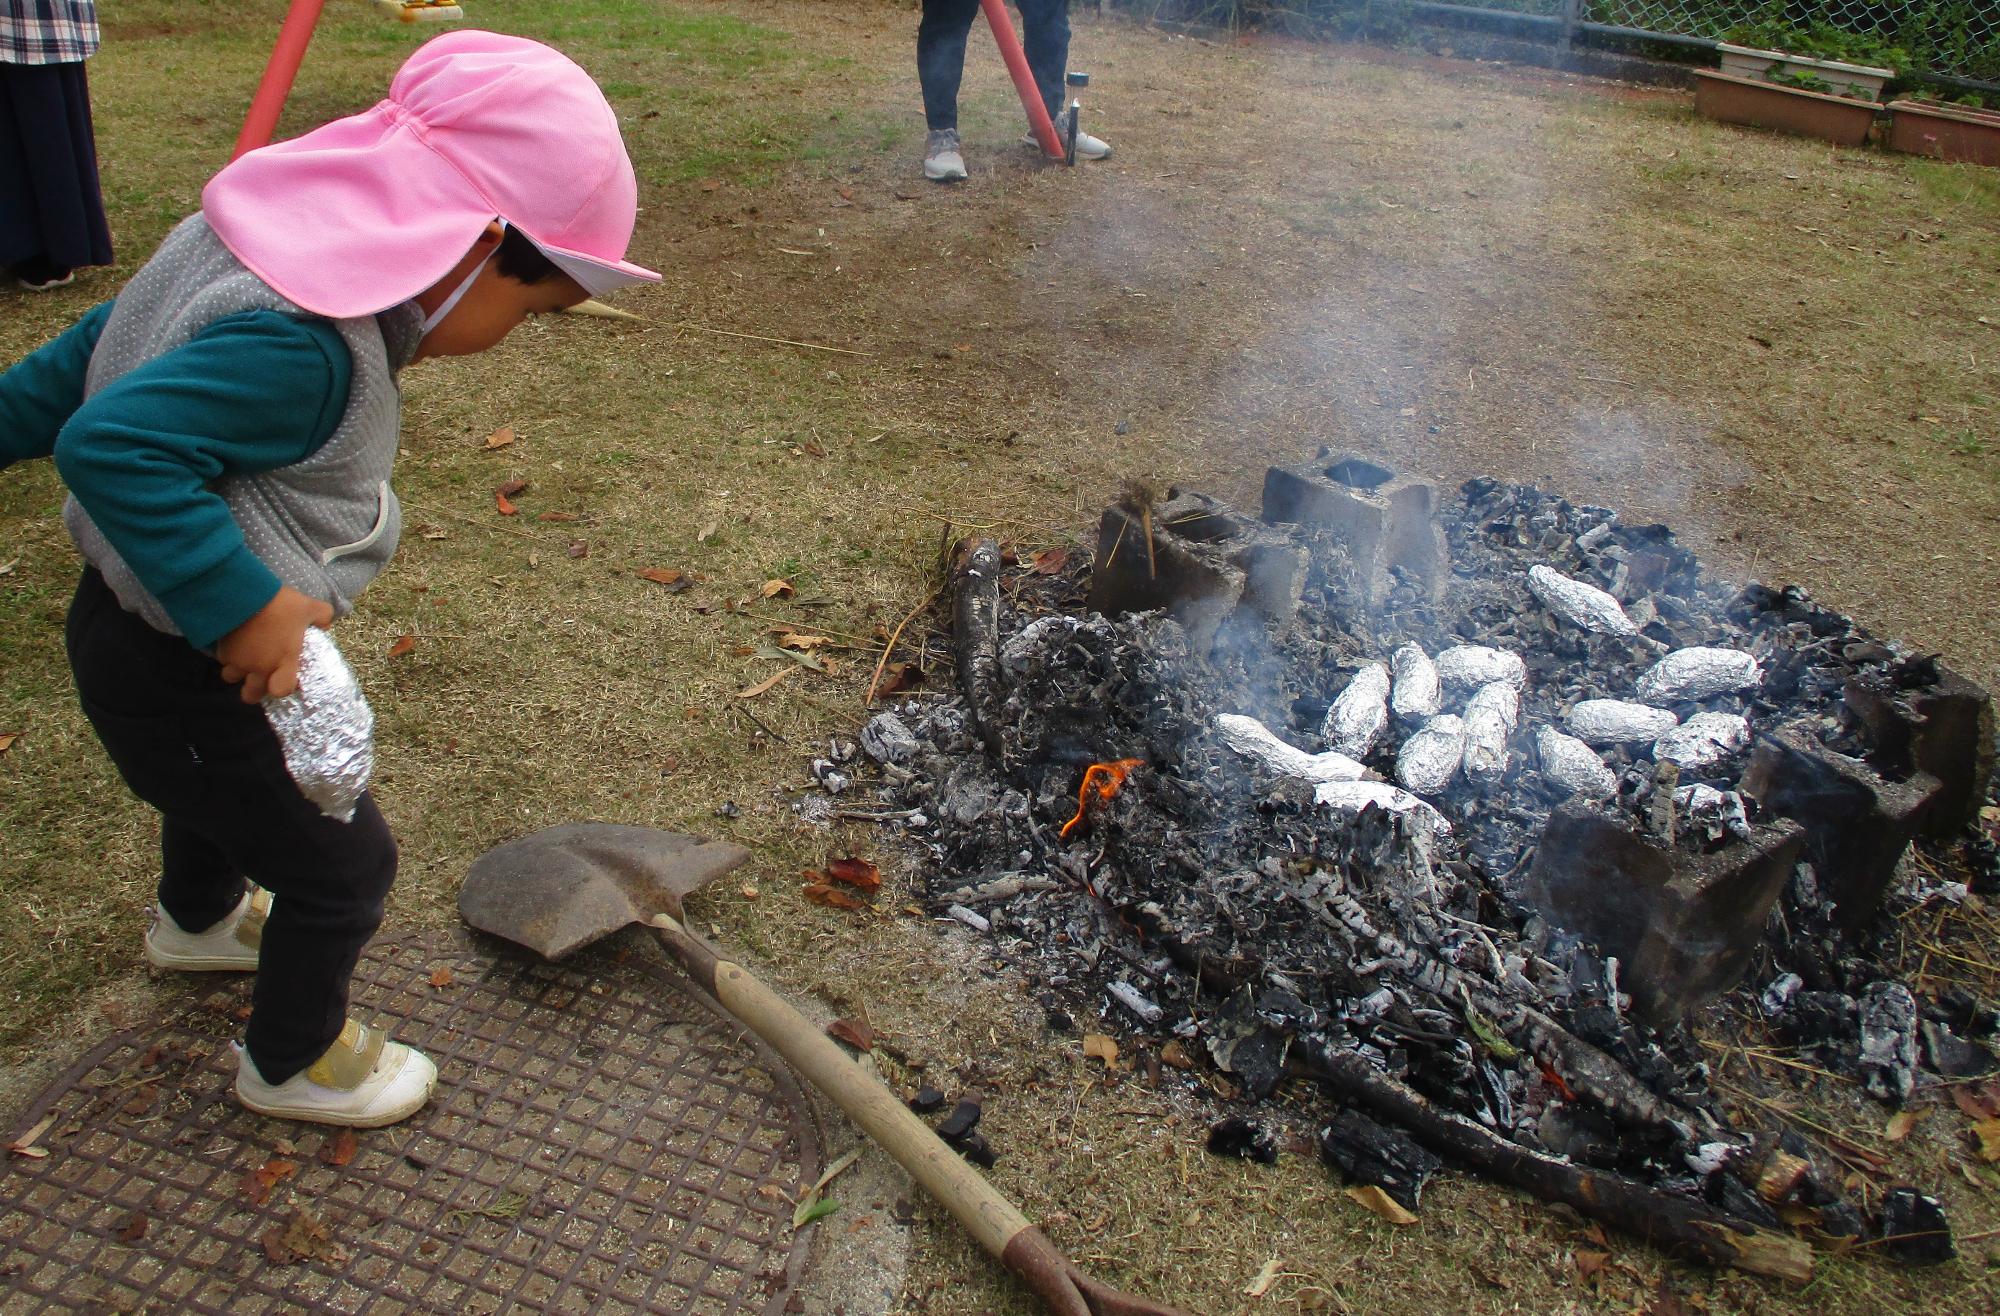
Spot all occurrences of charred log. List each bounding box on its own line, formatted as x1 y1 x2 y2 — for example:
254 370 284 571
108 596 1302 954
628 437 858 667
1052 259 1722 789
952 538 1006 764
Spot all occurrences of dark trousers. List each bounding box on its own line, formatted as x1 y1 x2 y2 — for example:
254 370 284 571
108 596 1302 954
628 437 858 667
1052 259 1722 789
918 0 1070 131
0 60 114 271
65 569 396 1084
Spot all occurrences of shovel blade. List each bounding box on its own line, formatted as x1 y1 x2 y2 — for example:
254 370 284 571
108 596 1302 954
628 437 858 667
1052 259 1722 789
459 822 751 960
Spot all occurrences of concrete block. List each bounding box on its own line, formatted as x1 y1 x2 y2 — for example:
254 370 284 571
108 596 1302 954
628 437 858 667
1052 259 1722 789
1738 724 1942 931
1843 665 1994 841
1087 490 1306 654
1259 454 1447 606
1524 799 1805 1024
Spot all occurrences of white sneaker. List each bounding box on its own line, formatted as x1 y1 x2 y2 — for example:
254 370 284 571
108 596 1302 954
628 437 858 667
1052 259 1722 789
145 887 270 972
1024 123 1111 160
923 128 967 182
235 1019 437 1128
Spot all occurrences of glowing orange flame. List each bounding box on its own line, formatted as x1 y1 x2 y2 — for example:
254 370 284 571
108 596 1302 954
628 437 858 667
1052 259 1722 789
1060 758 1144 839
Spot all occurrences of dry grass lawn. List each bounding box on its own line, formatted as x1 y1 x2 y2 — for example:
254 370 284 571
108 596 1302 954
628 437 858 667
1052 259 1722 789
2 2 1997 1313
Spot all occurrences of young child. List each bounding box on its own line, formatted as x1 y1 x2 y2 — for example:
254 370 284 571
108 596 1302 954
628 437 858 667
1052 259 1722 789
0 30 658 1127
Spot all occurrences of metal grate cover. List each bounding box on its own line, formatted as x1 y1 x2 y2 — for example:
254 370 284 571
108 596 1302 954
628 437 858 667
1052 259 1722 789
1 930 821 1315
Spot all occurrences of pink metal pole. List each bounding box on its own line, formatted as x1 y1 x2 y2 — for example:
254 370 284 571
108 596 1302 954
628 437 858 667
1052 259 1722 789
232 0 328 160
977 0 1064 160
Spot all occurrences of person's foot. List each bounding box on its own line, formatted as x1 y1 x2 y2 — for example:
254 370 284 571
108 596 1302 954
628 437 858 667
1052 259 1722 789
145 887 271 972
10 255 75 292
1024 123 1112 160
923 128 967 182
235 1019 437 1128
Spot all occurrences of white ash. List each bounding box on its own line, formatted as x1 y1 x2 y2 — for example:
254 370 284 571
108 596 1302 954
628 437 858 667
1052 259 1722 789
1434 644 1527 692
1566 699 1679 746
1461 682 1519 784
861 711 921 764
811 759 852 794
1312 780 1453 842
1108 980 1164 1025
1389 644 1442 721
1653 712 1751 771
1396 714 1466 795
999 615 1080 675
1636 647 1762 703
1673 784 1752 842
1215 714 1366 785
1322 662 1391 757
1858 982 1918 1104
1761 972 1804 1018
1533 725 1617 799
1527 564 1640 637
944 903 991 933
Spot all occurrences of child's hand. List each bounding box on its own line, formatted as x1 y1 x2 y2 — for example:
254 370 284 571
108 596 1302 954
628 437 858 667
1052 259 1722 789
216 586 334 703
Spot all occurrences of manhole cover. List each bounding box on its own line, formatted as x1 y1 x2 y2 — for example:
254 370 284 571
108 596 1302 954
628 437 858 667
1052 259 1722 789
2 930 821 1314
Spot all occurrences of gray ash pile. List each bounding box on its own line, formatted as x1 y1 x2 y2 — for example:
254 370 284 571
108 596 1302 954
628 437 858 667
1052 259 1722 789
812 463 1996 1278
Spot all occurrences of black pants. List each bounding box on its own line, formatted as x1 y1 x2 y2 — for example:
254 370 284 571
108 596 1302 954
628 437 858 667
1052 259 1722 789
65 569 396 1084
0 60 113 271
918 0 1070 131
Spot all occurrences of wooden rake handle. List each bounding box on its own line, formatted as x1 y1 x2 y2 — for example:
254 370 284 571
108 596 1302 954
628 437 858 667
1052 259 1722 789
646 915 1191 1316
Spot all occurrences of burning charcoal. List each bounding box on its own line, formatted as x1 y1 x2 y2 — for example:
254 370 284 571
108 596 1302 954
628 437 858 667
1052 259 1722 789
1314 780 1453 841
1567 699 1678 746
860 712 921 765
936 1098 982 1143
1653 712 1750 772
998 615 1080 675
1397 714 1466 795
1461 682 1519 785
1858 982 1919 1104
1636 647 1762 703
908 1086 947 1114
1206 1117 1278 1165
1760 973 1803 1018
1322 662 1391 758
1108 980 1164 1026
953 1130 998 1168
1773 991 1857 1050
1879 1188 1955 1264
1434 644 1526 693
1526 564 1639 637
1215 714 1365 785
1318 1108 1442 1211
1389 643 1441 721
1533 725 1617 799
1674 785 1752 844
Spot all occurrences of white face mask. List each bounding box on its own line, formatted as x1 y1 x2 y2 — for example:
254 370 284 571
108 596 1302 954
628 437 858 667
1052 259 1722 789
419 222 505 338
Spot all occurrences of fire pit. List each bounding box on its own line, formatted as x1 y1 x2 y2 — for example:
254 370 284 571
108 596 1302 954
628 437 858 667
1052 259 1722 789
814 460 1996 1278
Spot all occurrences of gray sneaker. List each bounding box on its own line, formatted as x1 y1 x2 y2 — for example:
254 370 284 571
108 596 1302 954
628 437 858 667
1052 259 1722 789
923 128 967 182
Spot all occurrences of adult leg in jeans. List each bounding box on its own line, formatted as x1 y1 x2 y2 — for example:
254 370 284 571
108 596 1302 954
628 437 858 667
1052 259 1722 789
918 0 982 131
1015 0 1072 121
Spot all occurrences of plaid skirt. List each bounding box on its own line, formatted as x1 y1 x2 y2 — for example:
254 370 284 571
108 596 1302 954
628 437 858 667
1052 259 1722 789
0 58 112 270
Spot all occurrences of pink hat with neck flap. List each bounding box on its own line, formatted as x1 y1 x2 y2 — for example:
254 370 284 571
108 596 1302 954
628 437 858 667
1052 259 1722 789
202 29 659 319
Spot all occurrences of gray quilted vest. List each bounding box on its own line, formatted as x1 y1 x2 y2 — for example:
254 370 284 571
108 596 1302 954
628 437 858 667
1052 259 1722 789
63 213 423 643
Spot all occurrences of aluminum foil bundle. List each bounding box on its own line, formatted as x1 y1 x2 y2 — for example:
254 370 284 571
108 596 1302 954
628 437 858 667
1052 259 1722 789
1525 564 1639 637
1566 698 1678 746
1652 711 1750 771
1321 662 1390 757
1313 779 1452 842
1216 714 1365 785
262 627 374 822
1673 783 1752 842
1533 724 1616 799
1461 682 1519 784
1389 643 1441 721
1434 644 1526 692
1396 714 1465 795
1635 646 1761 703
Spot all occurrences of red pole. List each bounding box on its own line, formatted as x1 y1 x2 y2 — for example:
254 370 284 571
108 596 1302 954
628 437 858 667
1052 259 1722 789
977 0 1063 160
231 0 329 160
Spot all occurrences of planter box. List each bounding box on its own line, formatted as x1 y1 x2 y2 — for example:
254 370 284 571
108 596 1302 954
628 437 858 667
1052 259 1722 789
1717 43 1893 102
1885 99 2000 167
1693 70 1879 148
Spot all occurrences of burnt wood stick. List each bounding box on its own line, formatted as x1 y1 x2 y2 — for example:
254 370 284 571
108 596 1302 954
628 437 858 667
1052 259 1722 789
952 539 1007 764
1495 1000 1711 1144
1291 1039 1813 1284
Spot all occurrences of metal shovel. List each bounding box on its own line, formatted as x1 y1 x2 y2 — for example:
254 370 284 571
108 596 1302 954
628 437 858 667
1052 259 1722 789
459 823 1190 1316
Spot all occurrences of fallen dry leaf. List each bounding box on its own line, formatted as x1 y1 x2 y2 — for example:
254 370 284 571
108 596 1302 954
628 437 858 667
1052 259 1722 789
1952 1083 2000 1122
1160 1040 1193 1069
416 523 448 540
874 661 922 696
1974 1118 2000 1162
567 540 589 560
429 966 454 989
242 1156 298 1207
1244 1255 1281 1298
1573 1248 1612 1286
114 1211 148 1243
697 178 721 191
387 634 415 659
537 510 577 523
494 491 518 517
1028 546 1070 575
828 1018 876 1052
319 1128 358 1168
6 1113 54 1159
760 578 796 600
1082 1034 1119 1069
775 631 833 651
738 667 794 699
803 882 865 911
823 857 881 891
483 426 515 450
1344 1183 1418 1226
0 732 17 755
1886 1109 1921 1142
261 1207 347 1267
739 884 760 901
638 567 685 586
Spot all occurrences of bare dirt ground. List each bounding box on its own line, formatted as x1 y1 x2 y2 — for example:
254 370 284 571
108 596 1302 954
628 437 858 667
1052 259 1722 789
3 2 1997 1313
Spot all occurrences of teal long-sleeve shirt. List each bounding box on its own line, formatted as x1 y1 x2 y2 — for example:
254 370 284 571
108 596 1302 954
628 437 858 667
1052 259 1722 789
0 302 353 649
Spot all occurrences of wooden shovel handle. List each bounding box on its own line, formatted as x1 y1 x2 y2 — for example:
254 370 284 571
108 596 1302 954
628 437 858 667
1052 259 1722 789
647 916 1191 1316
